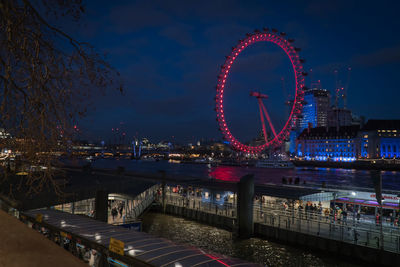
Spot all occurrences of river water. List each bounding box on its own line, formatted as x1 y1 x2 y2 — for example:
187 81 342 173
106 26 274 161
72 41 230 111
141 212 360 267
91 159 400 191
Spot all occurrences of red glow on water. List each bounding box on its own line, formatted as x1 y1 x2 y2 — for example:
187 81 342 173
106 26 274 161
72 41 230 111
209 166 239 182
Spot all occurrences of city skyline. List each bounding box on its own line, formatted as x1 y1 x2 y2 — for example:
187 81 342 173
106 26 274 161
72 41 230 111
62 0 400 143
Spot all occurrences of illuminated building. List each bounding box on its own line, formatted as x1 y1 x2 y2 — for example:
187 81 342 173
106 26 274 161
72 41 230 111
358 120 400 158
298 88 330 131
297 120 400 160
296 125 360 162
290 87 330 154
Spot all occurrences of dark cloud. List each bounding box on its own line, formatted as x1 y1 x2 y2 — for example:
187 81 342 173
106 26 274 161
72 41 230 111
352 45 400 67
304 1 342 18
108 2 171 34
159 24 195 47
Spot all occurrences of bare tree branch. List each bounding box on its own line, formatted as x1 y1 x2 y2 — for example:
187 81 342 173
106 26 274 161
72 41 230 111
0 0 122 197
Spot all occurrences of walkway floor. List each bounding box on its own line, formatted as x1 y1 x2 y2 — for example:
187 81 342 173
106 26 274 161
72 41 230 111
0 210 87 267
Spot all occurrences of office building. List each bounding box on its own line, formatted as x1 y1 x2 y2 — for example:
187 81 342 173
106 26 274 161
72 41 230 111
298 88 330 132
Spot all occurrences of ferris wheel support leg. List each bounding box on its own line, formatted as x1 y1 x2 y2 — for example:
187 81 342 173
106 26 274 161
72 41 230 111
261 101 277 138
258 99 268 143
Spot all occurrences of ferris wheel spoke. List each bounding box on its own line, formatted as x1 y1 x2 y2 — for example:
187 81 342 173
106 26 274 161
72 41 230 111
260 101 277 138
257 99 268 143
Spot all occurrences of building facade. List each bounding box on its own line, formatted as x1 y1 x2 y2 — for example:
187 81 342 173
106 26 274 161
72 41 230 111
298 88 330 131
296 125 360 162
358 120 400 158
296 120 400 160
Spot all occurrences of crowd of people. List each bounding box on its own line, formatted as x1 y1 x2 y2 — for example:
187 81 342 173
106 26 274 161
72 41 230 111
163 185 400 230
269 198 400 228
109 200 124 221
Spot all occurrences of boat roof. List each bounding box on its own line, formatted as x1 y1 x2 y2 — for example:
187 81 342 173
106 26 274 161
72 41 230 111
23 209 260 267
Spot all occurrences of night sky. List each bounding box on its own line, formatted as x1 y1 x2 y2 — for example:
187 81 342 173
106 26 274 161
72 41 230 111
64 0 400 144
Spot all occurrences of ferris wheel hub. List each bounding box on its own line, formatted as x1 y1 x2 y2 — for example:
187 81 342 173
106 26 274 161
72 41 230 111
250 91 269 99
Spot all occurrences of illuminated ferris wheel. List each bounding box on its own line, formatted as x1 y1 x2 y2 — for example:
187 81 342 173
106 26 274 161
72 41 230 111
215 28 306 154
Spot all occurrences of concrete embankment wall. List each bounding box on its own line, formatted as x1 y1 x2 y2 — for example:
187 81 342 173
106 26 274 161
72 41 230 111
254 223 400 267
153 204 235 231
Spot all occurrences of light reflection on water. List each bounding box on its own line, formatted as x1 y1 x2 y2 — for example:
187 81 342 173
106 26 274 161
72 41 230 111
141 212 360 267
92 159 400 191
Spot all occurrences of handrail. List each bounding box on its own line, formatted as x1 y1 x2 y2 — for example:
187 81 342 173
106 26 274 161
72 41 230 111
164 192 400 254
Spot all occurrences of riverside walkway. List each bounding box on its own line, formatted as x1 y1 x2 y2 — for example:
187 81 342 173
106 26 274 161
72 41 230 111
163 191 400 255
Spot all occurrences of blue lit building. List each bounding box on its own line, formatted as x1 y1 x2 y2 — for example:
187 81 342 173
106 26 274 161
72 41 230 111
289 88 330 154
358 120 400 158
296 120 400 160
296 125 360 162
298 88 330 132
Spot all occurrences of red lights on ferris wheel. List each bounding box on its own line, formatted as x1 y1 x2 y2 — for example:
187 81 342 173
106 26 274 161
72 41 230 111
215 28 305 154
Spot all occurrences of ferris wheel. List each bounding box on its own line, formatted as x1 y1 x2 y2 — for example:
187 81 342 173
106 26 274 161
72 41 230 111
215 28 306 154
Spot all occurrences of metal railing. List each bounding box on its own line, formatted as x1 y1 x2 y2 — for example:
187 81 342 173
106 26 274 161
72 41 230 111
164 191 400 254
126 185 159 220
108 184 160 224
52 184 161 225
254 204 400 253
163 192 236 218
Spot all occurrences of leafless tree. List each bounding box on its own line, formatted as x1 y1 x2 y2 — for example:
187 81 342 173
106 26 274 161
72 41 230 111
0 0 122 196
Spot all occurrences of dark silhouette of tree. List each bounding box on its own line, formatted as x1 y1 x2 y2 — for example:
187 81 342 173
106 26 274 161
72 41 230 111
0 0 122 196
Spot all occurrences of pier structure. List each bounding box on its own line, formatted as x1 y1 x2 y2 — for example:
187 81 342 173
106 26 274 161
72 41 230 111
2 166 400 266
157 179 400 266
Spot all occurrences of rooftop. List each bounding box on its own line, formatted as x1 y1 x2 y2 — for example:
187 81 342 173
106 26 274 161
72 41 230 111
362 119 400 131
298 125 360 139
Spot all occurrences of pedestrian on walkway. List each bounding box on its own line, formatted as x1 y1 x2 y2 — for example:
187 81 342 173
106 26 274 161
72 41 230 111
111 207 117 221
390 213 395 226
342 209 348 225
376 213 381 226
118 204 123 218
324 208 330 221
337 208 342 224
356 212 361 223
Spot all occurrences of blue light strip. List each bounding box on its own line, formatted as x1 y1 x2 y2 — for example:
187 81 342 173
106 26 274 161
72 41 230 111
107 257 128 267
